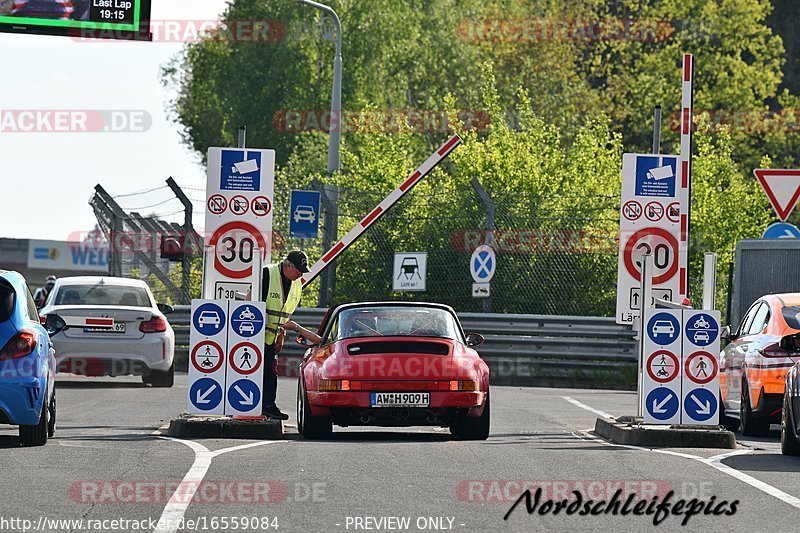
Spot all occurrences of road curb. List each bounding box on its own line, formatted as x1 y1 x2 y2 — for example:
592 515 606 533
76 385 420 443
594 416 736 449
167 414 284 439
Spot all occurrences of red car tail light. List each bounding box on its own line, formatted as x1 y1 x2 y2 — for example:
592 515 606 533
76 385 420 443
318 379 350 391
140 316 167 333
0 330 37 360
449 380 477 391
760 343 789 358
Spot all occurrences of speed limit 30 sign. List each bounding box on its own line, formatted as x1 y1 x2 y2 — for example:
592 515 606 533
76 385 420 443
204 147 276 298
616 154 687 324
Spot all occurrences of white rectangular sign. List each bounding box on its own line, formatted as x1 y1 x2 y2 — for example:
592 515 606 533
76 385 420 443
27 240 109 272
204 147 276 299
641 308 721 425
641 309 683 425
472 283 490 298
187 299 266 416
681 310 721 426
224 301 266 416
393 252 427 292
616 153 686 325
187 300 228 415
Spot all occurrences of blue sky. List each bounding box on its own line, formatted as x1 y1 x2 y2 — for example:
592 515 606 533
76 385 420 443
0 0 231 241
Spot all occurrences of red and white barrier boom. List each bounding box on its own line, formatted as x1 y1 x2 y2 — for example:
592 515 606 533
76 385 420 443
301 134 462 287
678 53 693 300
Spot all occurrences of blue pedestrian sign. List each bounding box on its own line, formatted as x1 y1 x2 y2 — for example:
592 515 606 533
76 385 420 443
189 378 223 411
289 190 321 239
227 379 261 412
684 388 717 422
685 312 718 347
645 388 679 421
762 222 800 239
193 302 226 336
646 312 680 345
230 304 264 338
470 245 496 283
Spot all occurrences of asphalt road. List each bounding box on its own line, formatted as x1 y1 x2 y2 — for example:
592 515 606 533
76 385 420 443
2 375 800 533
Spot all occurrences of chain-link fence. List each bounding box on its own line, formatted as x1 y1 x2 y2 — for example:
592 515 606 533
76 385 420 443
95 176 622 315
273 176 621 316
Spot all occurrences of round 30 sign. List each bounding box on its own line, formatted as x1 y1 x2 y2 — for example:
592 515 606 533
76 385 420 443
209 221 269 279
623 227 679 284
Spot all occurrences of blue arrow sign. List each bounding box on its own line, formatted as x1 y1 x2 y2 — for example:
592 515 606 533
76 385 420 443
685 312 719 347
684 388 717 422
189 378 222 411
289 190 321 239
645 388 679 421
193 302 226 336
230 304 264 338
646 312 680 345
228 379 261 412
762 222 800 239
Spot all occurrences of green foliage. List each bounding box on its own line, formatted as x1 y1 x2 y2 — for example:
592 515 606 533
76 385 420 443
689 115 774 314
161 0 798 314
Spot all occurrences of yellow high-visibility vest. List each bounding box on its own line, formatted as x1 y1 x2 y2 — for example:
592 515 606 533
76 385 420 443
263 263 302 345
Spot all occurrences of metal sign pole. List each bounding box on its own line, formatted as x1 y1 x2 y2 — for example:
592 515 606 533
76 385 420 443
201 245 215 299
637 253 653 417
702 252 717 311
652 105 662 155
250 247 263 302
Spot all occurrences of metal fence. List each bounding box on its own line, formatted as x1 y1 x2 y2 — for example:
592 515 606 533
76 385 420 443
169 306 637 389
94 173 623 315
273 178 620 316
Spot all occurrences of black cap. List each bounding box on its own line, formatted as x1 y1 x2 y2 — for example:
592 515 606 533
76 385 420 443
285 250 310 273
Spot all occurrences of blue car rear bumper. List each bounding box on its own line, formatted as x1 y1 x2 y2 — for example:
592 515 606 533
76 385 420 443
0 377 46 426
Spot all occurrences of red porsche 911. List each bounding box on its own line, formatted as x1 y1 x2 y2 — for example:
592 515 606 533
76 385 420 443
296 302 490 440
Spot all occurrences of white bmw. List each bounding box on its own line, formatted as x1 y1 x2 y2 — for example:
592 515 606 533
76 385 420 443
39 276 175 387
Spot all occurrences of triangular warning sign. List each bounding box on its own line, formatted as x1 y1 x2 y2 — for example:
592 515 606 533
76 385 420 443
754 169 800 221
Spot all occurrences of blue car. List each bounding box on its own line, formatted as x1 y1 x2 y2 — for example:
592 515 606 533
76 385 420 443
0 270 58 446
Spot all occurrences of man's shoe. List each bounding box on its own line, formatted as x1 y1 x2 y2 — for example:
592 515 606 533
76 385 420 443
262 404 289 421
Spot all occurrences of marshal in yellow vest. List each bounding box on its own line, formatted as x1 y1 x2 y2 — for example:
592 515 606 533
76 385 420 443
263 263 303 345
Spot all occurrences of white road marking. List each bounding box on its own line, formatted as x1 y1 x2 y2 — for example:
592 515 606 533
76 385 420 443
566 398 800 512
152 437 283 533
705 455 800 510
562 396 614 419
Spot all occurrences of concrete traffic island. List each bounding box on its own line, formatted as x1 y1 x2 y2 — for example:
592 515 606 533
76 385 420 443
594 415 736 449
167 413 284 439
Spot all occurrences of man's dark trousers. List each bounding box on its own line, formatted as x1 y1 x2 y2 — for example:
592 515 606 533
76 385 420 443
262 343 278 406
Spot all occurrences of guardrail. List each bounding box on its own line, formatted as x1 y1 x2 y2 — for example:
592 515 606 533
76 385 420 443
168 307 637 389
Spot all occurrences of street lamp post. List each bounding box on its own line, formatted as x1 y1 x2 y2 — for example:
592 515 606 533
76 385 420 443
298 0 342 174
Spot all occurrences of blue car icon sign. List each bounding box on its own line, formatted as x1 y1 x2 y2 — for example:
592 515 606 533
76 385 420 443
652 320 675 338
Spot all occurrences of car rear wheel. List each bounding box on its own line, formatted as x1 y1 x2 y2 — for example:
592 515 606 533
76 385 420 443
297 377 332 440
19 391 49 447
741 378 770 437
148 364 174 388
781 389 800 455
450 391 490 441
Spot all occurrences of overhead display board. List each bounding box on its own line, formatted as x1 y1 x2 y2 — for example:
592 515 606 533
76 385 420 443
0 0 152 40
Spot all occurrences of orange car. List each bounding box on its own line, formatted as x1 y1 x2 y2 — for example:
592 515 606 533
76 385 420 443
720 293 800 436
